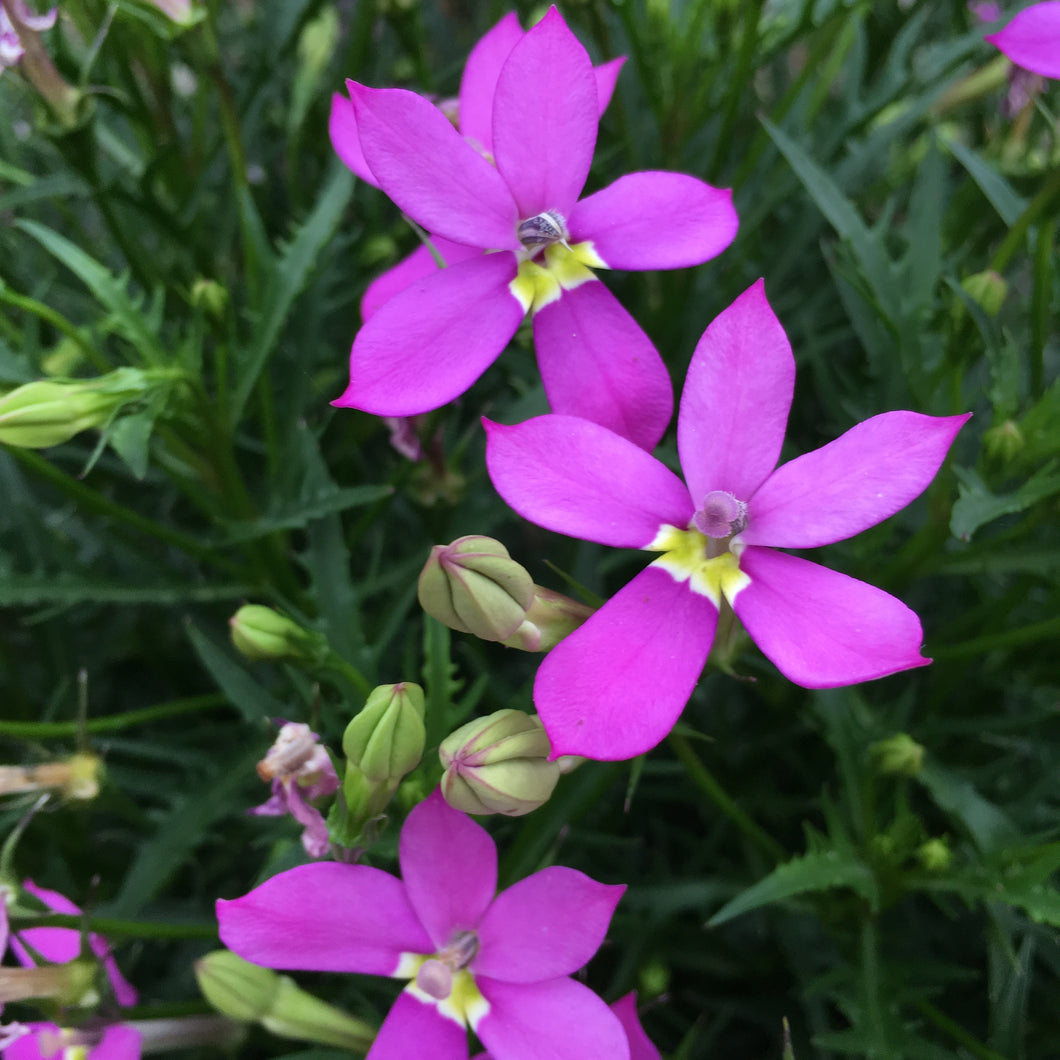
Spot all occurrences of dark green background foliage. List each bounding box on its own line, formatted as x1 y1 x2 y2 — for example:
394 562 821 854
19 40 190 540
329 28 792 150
1 0 1058 1057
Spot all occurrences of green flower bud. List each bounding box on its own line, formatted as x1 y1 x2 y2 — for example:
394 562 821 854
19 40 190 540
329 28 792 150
916 838 953 873
983 419 1024 463
869 733 925 777
961 270 1007 317
418 537 535 642
0 381 121 448
501 585 595 652
195 951 374 1051
190 277 229 320
343 682 425 783
440 709 561 816
229 605 329 664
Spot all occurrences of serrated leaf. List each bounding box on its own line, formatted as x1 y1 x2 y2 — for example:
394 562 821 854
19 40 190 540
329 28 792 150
916 760 1019 853
950 463 1060 542
14 220 165 365
231 166 354 422
221 484 393 543
707 849 878 927
945 138 1027 226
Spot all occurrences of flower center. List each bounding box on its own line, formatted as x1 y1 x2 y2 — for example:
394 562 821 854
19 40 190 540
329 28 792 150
516 210 570 252
693 490 748 540
414 930 480 1001
646 524 752 610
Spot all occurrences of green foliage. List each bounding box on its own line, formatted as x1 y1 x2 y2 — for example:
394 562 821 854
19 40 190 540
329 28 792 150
1 0 1057 1058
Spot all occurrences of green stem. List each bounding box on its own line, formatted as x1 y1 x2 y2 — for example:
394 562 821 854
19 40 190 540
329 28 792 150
11 913 217 940
912 999 1009 1060
4 447 243 578
0 286 110 373
668 733 785 861
0 694 230 738
324 651 374 700
990 166 1060 274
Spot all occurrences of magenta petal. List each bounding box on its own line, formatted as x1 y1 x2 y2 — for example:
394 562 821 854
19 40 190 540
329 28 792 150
458 12 524 156
91 1026 143 1060
612 993 662 1060
329 93 379 187
369 992 468 1060
475 977 629 1060
474 867 624 983
985 1 1060 78
12 926 79 965
594 57 625 115
534 565 717 760
349 82 519 250
399 793 497 948
533 280 672 450
484 415 692 548
492 7 598 217
569 172 737 270
733 548 930 687
216 864 431 974
741 411 970 549
360 238 482 323
678 280 794 505
336 253 522 416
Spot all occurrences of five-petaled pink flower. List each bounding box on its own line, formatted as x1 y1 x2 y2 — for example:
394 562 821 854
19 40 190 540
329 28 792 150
217 791 630 1059
330 11 624 325
331 6 738 451
485 280 970 761
985 2 1060 78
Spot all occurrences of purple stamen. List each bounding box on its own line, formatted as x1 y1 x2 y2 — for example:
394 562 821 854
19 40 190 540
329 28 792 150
693 490 747 539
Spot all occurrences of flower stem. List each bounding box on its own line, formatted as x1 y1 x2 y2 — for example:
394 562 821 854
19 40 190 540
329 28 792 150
668 733 784 861
0 694 230 739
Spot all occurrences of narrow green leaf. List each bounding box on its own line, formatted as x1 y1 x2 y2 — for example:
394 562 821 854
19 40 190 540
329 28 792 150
707 849 878 927
945 138 1027 226
950 463 1060 542
185 620 286 722
0 578 252 606
916 760 1020 853
231 167 354 423
221 484 393 544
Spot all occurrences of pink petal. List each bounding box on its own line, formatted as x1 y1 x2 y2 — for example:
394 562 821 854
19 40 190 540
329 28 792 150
458 12 524 156
475 977 629 1060
348 82 519 251
985 1 1060 78
533 280 672 450
678 280 794 505
483 415 692 549
216 864 432 975
329 92 379 187
5 1024 142 1060
474 867 624 982
399 792 497 949
12 926 79 965
492 7 598 218
335 253 522 417
612 993 662 1060
91 1026 143 1060
741 411 970 549
360 238 482 322
21 879 77 915
594 57 625 115
534 565 717 760
568 172 738 270
732 548 930 687
369 991 468 1060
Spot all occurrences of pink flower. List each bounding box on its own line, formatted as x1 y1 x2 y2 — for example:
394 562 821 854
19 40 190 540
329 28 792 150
331 7 738 452
2 1023 141 1060
7 881 138 1008
0 3 56 70
985 2 1060 78
217 792 629 1059
330 11 624 325
248 722 339 858
485 280 970 761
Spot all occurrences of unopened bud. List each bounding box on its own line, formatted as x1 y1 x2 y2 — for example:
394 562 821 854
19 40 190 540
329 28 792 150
418 537 535 642
343 683 425 783
440 709 561 816
870 733 925 777
0 381 120 449
501 585 595 652
196 951 374 1051
983 419 1023 463
190 277 229 319
961 270 1007 317
229 605 328 664
916 838 953 873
